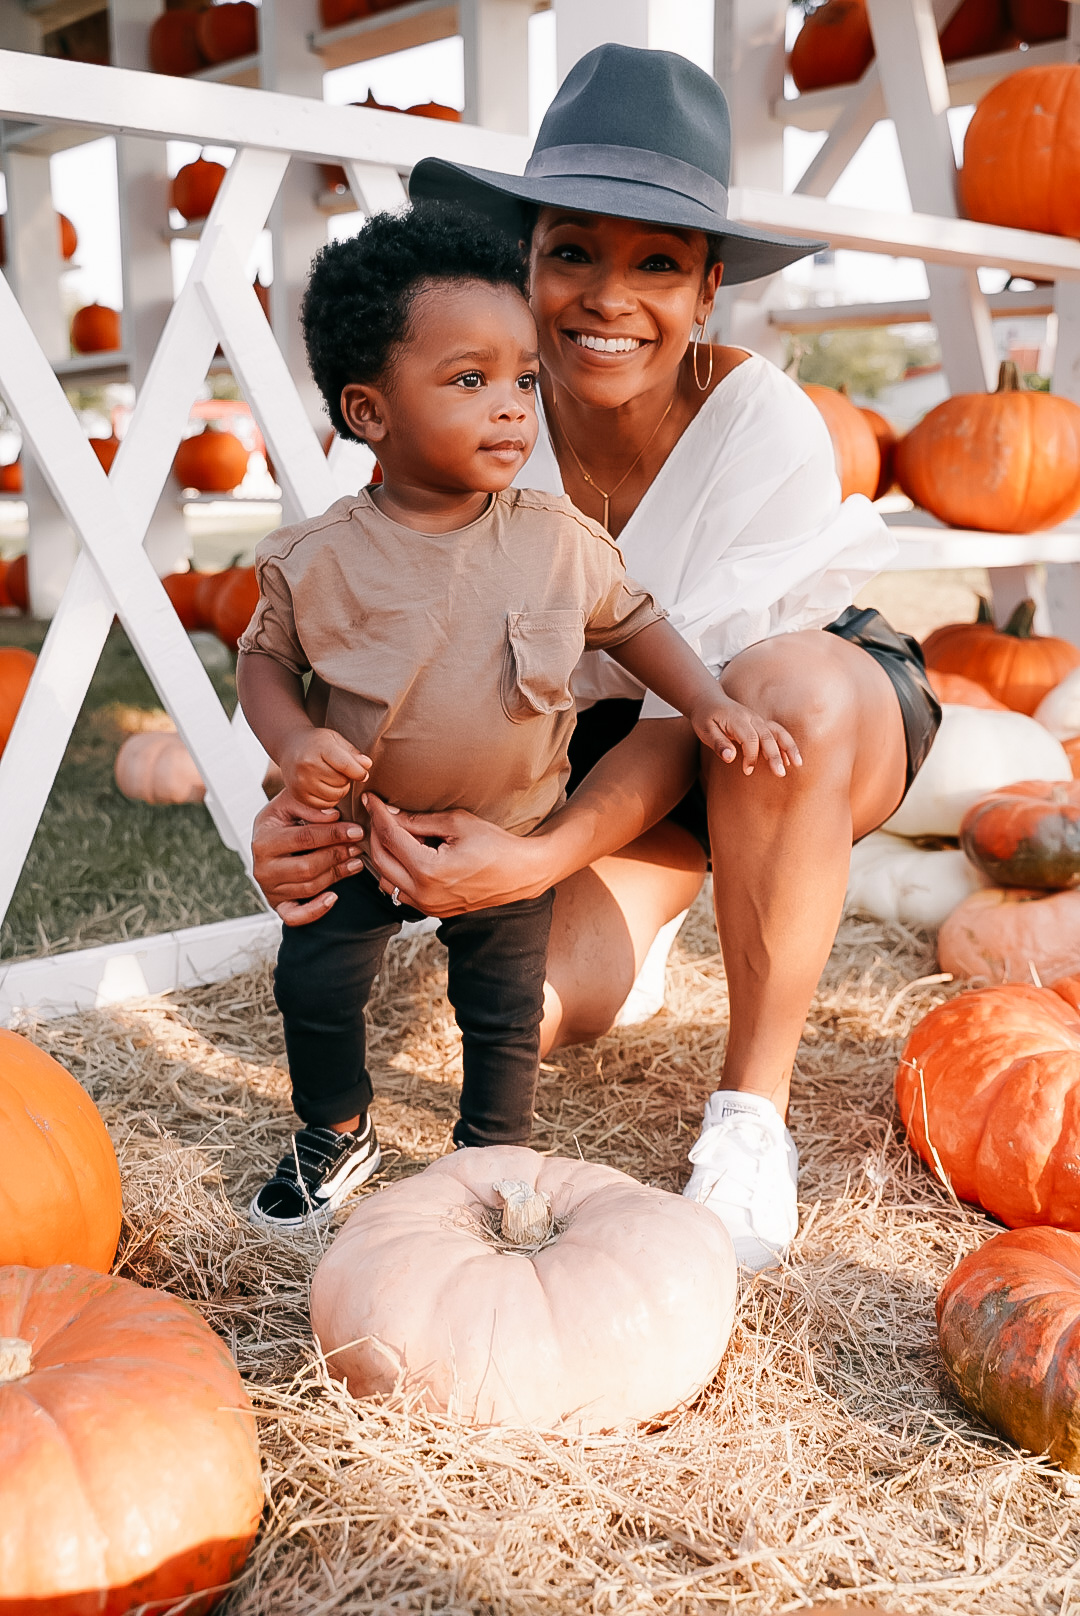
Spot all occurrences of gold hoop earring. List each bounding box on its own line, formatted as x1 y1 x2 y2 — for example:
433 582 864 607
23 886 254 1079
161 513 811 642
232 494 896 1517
692 319 714 392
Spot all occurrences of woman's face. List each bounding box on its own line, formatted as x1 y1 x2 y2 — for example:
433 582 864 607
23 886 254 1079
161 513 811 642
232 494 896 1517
528 209 723 411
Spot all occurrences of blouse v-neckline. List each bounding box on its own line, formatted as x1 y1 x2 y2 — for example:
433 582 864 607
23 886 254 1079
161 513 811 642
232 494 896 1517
534 356 760 545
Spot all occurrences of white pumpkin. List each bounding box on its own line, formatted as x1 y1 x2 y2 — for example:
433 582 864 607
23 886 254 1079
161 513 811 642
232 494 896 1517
310 1147 738 1432
883 705 1071 838
846 830 987 929
1035 667 1080 741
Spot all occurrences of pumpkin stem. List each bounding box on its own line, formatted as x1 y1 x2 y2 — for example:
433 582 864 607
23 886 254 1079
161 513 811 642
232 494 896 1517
0 1337 32 1383
997 358 1023 393
975 595 994 625
492 1179 554 1246
1003 598 1038 640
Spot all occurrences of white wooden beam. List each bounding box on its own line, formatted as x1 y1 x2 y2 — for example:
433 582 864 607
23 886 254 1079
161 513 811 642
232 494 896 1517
460 0 534 133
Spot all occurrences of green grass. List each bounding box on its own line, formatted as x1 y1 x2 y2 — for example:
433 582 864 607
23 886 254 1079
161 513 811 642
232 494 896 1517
1 614 263 961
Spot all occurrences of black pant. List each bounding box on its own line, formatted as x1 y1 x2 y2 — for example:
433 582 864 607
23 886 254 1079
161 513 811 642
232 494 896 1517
273 870 555 1148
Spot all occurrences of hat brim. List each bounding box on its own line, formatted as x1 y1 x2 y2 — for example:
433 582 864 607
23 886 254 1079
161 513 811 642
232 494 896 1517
410 157 825 287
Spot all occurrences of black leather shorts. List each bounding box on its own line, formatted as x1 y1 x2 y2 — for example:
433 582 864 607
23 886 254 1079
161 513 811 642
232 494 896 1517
565 606 942 860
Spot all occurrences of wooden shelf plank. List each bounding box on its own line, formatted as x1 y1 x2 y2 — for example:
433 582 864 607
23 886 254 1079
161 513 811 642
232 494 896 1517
311 1 459 70
773 38 1075 132
771 288 1054 333
886 514 1080 572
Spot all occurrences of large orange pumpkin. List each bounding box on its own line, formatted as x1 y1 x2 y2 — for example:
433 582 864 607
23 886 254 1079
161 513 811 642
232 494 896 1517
802 383 881 500
174 428 249 493
0 647 36 756
89 435 119 473
0 461 22 495
171 156 226 223
208 564 258 650
148 9 208 75
0 1027 121 1270
0 1264 263 1612
195 0 258 62
961 64 1080 238
926 668 1007 709
921 595 995 667
311 1147 737 1431
923 598 1080 716
789 0 874 92
1008 0 1070 41
938 885 1080 984
71 303 121 355
897 982 1080 1226
938 1227 1080 1471
896 361 1080 533
960 779 1080 889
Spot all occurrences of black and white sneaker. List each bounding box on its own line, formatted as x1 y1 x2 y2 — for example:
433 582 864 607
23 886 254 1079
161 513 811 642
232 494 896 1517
249 1118 381 1229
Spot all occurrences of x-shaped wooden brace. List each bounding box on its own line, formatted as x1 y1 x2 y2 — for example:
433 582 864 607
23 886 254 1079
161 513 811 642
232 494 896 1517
0 144 407 926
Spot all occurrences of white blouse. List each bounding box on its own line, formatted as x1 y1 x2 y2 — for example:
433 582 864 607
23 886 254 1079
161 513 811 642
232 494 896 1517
516 353 898 719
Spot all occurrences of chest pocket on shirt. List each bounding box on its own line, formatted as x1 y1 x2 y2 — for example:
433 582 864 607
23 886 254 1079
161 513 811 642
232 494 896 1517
501 609 586 724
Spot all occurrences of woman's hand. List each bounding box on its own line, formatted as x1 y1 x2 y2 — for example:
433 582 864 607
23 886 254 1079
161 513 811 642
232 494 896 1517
251 790 364 926
364 795 556 916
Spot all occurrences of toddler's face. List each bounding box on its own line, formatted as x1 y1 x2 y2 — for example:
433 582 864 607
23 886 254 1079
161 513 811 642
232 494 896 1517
347 279 540 494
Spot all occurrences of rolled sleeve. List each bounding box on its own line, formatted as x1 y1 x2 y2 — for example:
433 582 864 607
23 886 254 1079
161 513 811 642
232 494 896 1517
236 556 309 676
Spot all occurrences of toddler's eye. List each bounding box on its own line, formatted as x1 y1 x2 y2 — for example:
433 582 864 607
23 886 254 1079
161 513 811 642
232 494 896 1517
517 372 538 392
455 371 484 389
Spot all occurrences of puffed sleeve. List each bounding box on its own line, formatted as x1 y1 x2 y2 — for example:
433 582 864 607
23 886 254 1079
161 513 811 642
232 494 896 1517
236 552 310 675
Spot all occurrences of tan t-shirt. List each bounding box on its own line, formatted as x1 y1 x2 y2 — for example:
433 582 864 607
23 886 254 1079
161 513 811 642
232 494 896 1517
238 487 664 835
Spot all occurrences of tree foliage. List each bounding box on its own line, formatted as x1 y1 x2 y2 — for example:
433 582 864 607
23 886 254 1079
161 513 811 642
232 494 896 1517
789 326 940 398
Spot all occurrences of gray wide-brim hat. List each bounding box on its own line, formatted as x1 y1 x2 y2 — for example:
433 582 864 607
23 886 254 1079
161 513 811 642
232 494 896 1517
410 43 826 287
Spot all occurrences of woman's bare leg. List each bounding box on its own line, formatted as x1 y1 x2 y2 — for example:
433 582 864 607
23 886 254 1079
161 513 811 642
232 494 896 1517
709 630 908 1118
541 819 706 1054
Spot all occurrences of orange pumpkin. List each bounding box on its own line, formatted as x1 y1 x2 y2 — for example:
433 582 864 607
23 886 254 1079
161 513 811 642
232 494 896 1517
802 383 881 500
789 0 874 92
896 361 1080 533
71 303 121 355
1008 0 1069 41
923 598 1080 716
406 100 462 121
938 884 1080 985
939 0 1014 60
58 212 77 260
0 461 22 495
320 0 370 21
938 1227 1080 1471
0 1028 121 1269
208 564 258 650
148 9 208 74
926 668 1007 709
897 982 1080 1226
162 567 208 631
859 405 897 500
960 779 1080 890
195 0 258 63
0 646 35 756
174 428 249 493
115 730 206 805
0 1264 263 1611
5 553 28 614
961 64 1080 238
922 595 995 666
171 156 226 223
88 435 119 473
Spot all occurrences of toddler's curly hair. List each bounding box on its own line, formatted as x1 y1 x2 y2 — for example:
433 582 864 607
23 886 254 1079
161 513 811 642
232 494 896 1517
301 200 529 441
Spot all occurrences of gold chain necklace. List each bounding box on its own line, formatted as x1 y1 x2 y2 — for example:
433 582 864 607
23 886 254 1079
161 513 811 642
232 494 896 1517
548 390 677 532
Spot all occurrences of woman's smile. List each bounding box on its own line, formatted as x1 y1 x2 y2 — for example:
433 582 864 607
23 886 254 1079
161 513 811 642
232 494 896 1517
567 332 649 355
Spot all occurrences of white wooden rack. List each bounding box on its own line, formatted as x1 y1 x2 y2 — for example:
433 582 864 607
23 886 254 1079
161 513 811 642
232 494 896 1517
0 0 1079 1020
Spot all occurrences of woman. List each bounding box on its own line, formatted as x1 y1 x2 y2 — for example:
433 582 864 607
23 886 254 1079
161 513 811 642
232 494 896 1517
252 44 939 1270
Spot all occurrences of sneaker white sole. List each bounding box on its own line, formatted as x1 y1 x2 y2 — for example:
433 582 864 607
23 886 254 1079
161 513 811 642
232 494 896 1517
248 1144 382 1231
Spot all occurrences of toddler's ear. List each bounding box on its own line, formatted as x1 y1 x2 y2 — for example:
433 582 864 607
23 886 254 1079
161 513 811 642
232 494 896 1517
340 383 387 445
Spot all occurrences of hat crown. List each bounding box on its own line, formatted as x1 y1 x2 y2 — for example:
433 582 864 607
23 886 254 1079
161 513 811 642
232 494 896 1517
532 43 732 189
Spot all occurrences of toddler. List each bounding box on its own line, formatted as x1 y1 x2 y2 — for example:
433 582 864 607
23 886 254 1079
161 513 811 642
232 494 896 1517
237 202 796 1229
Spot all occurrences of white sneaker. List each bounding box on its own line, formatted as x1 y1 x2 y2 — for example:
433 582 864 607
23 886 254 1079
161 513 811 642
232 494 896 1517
682 1091 799 1270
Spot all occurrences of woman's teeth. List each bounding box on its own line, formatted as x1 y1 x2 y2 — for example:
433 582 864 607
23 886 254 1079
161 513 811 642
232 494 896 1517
572 334 643 353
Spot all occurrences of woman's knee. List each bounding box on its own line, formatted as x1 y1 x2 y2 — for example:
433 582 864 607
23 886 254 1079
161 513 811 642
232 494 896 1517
722 633 860 753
